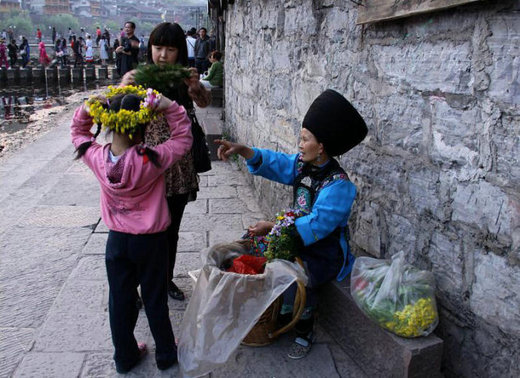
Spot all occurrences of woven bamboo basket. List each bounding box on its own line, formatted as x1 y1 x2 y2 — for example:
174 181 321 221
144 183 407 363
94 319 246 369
241 258 307 347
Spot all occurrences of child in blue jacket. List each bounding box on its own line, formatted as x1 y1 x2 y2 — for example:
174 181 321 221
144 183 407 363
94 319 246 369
216 89 368 359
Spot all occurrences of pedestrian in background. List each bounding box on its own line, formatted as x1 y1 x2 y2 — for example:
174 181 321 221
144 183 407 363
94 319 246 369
200 50 223 89
19 37 29 68
186 27 196 68
0 39 9 69
52 26 56 44
85 35 93 63
38 40 51 67
116 22 139 76
194 27 210 74
36 28 42 42
96 26 101 46
7 39 17 67
99 35 108 66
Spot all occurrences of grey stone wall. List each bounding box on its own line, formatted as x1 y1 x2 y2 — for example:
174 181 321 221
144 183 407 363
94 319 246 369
223 1 520 377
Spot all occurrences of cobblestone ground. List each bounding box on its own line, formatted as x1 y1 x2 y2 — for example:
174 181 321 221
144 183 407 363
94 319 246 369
0 106 364 377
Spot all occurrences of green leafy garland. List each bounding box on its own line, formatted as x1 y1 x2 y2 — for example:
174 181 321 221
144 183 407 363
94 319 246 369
134 64 191 97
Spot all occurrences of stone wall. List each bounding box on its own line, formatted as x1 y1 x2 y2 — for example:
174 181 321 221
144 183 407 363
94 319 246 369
223 1 520 377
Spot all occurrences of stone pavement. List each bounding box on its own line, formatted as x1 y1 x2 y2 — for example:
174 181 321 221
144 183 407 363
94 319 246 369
0 105 366 377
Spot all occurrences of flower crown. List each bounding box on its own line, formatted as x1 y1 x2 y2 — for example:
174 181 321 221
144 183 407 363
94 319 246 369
85 85 161 138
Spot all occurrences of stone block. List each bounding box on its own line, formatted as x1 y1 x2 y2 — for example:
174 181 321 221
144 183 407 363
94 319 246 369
0 328 35 378
470 252 520 333
58 67 71 82
451 181 513 237
210 87 224 107
31 68 45 83
97 66 108 79
109 67 119 80
6 67 19 81
19 67 32 82
71 67 83 83
69 255 106 281
320 280 443 378
178 231 207 252
34 311 111 352
14 352 85 378
45 67 57 81
84 66 95 80
174 252 203 278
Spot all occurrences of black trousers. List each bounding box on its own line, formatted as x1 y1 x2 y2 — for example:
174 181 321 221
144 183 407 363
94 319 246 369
166 193 190 283
195 58 209 74
105 230 176 371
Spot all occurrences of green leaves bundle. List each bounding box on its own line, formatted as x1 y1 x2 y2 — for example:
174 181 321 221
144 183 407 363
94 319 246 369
134 64 191 96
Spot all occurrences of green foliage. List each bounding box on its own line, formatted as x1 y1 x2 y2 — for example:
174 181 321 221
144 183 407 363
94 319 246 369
40 14 80 36
134 64 191 94
104 20 119 34
0 10 32 38
139 22 156 36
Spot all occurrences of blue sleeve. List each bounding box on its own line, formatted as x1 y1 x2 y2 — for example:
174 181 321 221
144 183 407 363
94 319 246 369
245 148 299 185
295 179 357 246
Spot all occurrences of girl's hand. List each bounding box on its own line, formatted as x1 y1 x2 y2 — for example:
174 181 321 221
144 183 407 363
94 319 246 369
119 69 136 87
248 221 275 236
183 67 200 90
84 95 107 113
155 94 173 112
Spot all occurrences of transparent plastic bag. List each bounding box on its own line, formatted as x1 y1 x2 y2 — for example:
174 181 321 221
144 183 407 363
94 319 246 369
350 251 439 338
178 242 308 377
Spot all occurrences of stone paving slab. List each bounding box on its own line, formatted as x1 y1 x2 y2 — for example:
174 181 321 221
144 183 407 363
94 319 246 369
13 352 85 378
82 232 108 255
0 328 35 378
16 205 100 228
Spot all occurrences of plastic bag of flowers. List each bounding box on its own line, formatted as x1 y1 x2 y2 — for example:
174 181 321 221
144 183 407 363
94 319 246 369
350 251 439 338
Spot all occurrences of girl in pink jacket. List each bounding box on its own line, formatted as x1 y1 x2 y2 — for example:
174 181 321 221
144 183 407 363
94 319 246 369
71 85 192 373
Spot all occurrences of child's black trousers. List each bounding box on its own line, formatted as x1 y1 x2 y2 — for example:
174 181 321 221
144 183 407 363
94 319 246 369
105 230 177 371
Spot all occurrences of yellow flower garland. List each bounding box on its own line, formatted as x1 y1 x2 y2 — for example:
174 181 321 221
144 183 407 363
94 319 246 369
85 85 160 139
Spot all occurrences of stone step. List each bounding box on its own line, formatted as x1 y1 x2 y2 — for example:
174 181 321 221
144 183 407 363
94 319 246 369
196 105 224 161
210 87 224 107
320 280 444 378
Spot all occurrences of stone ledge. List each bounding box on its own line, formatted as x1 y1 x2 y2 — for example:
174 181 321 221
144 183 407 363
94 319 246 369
210 87 224 107
320 280 443 378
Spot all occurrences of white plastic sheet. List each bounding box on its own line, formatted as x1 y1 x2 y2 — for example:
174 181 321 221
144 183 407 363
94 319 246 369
178 242 307 377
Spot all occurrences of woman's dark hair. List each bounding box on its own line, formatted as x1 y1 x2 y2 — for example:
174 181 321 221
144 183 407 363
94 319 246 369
75 94 160 167
211 50 222 61
146 22 188 67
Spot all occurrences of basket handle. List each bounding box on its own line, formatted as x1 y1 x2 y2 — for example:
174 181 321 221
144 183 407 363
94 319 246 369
269 257 307 339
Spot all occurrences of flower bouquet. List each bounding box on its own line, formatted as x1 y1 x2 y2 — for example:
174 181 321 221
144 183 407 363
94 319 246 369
351 251 439 338
264 209 307 262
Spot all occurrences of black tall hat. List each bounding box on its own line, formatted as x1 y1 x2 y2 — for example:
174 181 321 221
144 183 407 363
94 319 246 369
302 89 368 156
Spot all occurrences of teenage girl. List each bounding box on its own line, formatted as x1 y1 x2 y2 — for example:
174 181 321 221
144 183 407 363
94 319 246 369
71 86 192 373
120 22 211 301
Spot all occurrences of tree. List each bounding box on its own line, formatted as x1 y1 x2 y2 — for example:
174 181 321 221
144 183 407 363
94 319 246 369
40 14 80 37
0 10 33 39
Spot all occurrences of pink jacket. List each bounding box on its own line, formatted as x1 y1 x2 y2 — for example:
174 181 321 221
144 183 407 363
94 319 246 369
70 101 192 234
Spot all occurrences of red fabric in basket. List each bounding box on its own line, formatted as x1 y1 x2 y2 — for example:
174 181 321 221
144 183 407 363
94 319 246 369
227 255 267 275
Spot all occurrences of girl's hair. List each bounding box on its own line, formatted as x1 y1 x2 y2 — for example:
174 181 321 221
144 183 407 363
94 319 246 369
75 94 161 167
146 22 188 67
